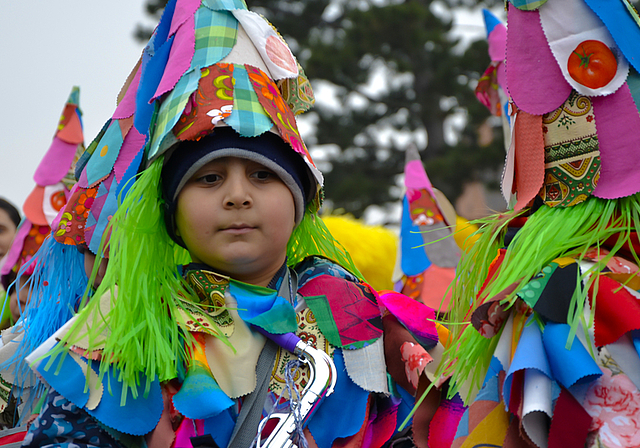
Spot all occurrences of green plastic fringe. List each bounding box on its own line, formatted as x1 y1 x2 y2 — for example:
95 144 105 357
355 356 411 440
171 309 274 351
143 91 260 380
438 194 640 403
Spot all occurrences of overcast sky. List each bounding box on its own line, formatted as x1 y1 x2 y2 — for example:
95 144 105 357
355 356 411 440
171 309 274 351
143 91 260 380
0 1 500 212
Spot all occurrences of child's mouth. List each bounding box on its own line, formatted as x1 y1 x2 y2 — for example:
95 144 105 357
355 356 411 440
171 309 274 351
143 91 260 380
222 224 255 234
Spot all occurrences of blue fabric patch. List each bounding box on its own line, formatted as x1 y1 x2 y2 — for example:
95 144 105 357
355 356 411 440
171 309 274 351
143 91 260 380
503 318 551 406
454 407 469 439
172 366 234 420
542 322 602 389
204 408 236 447
477 373 501 403
230 281 297 334
86 364 163 436
306 350 369 448
134 35 174 137
395 384 415 430
400 196 431 276
36 346 90 409
483 356 504 387
583 0 640 73
88 180 119 254
85 121 124 187
203 0 247 10
226 65 273 137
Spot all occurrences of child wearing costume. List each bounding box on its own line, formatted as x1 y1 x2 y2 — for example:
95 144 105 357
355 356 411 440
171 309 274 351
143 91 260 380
444 3 640 448
22 1 447 447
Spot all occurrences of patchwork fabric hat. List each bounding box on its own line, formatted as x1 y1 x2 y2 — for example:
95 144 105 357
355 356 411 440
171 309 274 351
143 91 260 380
55 0 323 257
476 2 640 211
0 87 84 288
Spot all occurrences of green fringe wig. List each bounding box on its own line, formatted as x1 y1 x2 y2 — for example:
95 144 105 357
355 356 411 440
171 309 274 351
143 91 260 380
48 156 362 403
440 193 640 403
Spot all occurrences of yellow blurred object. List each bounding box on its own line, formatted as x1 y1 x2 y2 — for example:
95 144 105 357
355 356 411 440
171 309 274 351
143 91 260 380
454 215 479 251
322 215 398 291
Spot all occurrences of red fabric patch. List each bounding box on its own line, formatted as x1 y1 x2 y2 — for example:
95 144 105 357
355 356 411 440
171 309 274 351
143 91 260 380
428 395 466 448
0 430 27 444
508 369 524 418
548 388 591 448
246 65 313 163
590 275 640 346
174 64 235 141
299 275 382 346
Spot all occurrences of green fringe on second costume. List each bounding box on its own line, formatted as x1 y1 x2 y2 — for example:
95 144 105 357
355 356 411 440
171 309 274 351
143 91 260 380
47 156 365 403
439 194 640 403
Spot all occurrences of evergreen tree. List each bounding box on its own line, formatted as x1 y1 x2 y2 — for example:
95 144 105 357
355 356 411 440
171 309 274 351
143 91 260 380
135 0 503 218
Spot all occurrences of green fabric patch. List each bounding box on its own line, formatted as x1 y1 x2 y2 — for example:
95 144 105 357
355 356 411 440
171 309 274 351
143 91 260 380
517 261 559 307
304 295 343 347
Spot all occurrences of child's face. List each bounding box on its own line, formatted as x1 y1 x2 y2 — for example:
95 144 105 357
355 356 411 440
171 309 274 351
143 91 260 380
175 156 296 286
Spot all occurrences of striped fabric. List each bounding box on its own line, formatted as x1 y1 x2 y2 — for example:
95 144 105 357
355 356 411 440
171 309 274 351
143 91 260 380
202 0 248 11
149 69 201 160
226 64 272 137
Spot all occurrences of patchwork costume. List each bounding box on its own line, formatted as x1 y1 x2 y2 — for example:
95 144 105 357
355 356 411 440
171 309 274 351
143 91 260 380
0 87 86 429
445 3 640 448
21 1 447 447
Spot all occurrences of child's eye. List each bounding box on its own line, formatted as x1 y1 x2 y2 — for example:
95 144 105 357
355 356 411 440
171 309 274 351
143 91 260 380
251 170 275 181
197 173 221 184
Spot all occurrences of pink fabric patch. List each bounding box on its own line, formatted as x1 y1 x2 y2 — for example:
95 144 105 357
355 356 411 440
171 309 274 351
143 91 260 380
33 138 78 186
298 275 383 346
487 24 506 62
77 166 89 188
113 65 142 120
0 221 31 277
265 35 297 73
419 264 456 312
378 291 437 341
592 83 640 199
153 14 196 101
513 111 545 210
506 7 572 115
169 0 201 37
404 159 434 193
114 127 146 183
401 342 432 389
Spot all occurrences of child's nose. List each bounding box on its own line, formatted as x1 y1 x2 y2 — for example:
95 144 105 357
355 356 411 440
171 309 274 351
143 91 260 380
224 175 252 208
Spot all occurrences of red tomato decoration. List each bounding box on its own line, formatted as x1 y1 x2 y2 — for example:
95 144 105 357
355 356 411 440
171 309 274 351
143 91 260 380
568 40 618 89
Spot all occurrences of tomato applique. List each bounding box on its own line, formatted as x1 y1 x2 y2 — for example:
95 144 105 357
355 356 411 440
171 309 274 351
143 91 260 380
567 40 618 89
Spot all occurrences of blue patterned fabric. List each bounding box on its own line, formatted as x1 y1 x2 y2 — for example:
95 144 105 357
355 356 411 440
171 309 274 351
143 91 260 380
22 390 125 448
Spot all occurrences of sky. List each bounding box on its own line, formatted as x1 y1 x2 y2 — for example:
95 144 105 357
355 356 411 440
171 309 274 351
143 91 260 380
0 1 502 213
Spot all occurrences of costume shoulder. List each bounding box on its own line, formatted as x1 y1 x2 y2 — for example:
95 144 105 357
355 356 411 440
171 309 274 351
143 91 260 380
295 256 383 351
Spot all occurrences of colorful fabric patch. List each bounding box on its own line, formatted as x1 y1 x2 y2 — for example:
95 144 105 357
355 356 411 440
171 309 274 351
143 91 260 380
513 111 545 211
33 138 80 187
190 8 237 71
202 0 248 12
148 69 201 160
539 0 630 97
548 387 591 448
173 333 233 419
540 91 600 206
303 295 342 348
84 120 125 187
590 275 640 347
306 350 369 448
246 65 310 159
85 175 119 254
508 0 548 10
153 14 196 101
174 63 235 140
277 63 315 115
399 196 431 277
269 307 333 396
181 268 234 336
377 291 438 347
506 7 572 115
54 185 97 248
591 83 640 199
298 274 383 349
229 280 297 334
527 261 580 324
225 64 273 136
542 322 602 389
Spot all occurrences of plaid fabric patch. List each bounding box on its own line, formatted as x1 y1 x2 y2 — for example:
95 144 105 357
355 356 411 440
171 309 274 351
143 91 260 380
226 64 272 137
508 0 548 10
149 69 201 159
190 8 238 71
202 0 247 11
